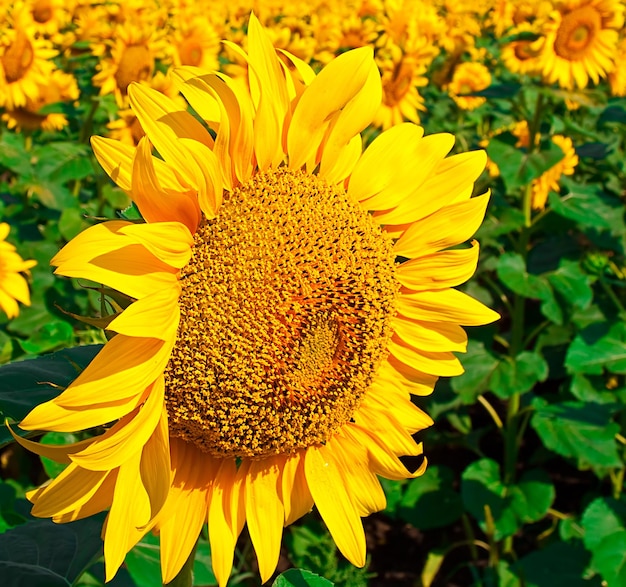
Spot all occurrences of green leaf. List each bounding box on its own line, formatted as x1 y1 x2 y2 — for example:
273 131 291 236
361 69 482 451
530 398 621 468
548 184 613 231
490 352 549 399
273 569 334 587
451 340 500 403
18 320 75 355
565 322 626 375
547 260 593 311
397 466 463 529
496 253 551 299
511 541 594 587
0 345 102 447
0 514 105 586
508 469 555 523
582 498 626 586
126 534 216 587
461 459 518 540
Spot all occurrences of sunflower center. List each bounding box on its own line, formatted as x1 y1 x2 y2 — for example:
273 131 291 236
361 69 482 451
32 0 53 23
179 39 203 66
164 167 397 459
2 31 34 83
385 58 414 105
554 6 601 60
114 44 153 94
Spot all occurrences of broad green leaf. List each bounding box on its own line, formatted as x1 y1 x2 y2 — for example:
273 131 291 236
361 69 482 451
570 374 623 405
582 498 626 586
490 352 548 398
530 398 621 468
0 514 105 586
511 541 594 587
461 459 518 540
0 345 102 447
508 469 555 523
126 533 216 587
548 184 613 231
451 340 500 403
397 466 463 529
547 260 593 311
496 253 551 299
273 569 334 587
565 322 626 375
18 320 75 355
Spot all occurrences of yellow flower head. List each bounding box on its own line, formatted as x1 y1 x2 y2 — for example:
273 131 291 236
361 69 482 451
531 134 579 210
538 0 625 89
501 23 545 76
0 20 57 109
92 21 169 107
0 223 36 320
447 61 492 110
2 68 79 132
17 14 497 587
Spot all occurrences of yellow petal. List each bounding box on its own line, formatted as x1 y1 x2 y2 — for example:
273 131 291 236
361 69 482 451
388 337 463 377
391 315 468 353
355 404 423 456
107 285 181 342
347 424 427 481
140 404 171 521
19 391 145 433
376 150 486 225
8 422 95 463
281 451 313 526
129 137 201 233
396 241 480 291
208 458 247 587
327 434 386 517
159 439 214 583
397 289 500 326
90 136 134 192
128 84 213 193
394 193 490 258
288 46 374 170
347 123 425 206
69 376 164 471
104 452 152 582
246 457 285 583
53 469 118 523
378 358 438 396
52 334 170 408
319 59 381 181
304 444 366 568
52 221 179 300
29 463 110 518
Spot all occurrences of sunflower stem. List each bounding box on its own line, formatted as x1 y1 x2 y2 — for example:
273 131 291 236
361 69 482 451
164 540 198 587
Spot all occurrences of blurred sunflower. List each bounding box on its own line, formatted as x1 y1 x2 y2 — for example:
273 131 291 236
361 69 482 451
447 61 491 110
538 0 624 89
16 13 497 586
2 69 79 132
531 134 579 209
501 23 545 76
0 223 36 320
92 22 168 106
0 21 57 109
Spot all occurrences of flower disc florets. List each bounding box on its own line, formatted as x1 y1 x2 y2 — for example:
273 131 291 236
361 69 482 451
164 167 398 459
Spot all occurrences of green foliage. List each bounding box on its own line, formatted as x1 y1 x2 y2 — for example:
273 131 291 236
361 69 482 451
273 569 334 587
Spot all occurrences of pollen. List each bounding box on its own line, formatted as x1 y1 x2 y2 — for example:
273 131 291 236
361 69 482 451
164 167 398 459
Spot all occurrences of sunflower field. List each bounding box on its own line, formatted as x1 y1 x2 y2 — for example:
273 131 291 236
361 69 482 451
1 0 626 586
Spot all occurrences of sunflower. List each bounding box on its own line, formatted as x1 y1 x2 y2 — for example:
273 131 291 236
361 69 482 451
0 20 57 110
538 0 624 89
0 223 36 320
501 23 545 76
92 22 168 107
446 61 492 110
2 68 79 132
531 134 579 210
16 13 497 586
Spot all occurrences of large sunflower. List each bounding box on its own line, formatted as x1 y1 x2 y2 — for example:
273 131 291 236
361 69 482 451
16 13 497 586
0 223 36 319
538 0 624 89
